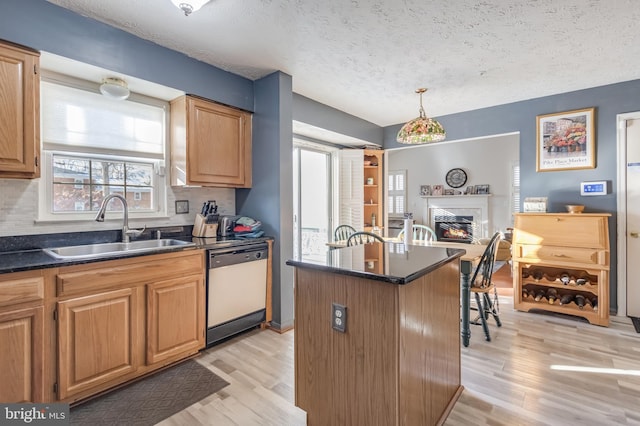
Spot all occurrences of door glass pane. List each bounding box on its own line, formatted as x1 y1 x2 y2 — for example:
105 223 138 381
300 150 329 262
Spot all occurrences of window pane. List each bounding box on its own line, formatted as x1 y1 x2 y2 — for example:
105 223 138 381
97 187 126 212
52 183 91 212
52 157 90 183
126 189 152 210
101 161 126 186
126 163 153 186
396 174 404 190
91 161 105 184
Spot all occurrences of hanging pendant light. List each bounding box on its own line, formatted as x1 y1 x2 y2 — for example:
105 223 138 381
396 88 446 144
171 0 211 16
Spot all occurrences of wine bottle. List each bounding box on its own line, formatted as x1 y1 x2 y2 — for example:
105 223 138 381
576 274 590 286
534 289 546 302
574 294 586 309
559 272 571 285
522 288 529 299
531 269 544 282
559 294 574 305
587 295 598 311
546 288 558 304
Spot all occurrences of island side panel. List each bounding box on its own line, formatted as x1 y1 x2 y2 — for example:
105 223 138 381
294 268 399 426
398 260 462 425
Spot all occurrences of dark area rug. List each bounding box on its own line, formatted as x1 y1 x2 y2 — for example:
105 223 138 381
71 360 229 425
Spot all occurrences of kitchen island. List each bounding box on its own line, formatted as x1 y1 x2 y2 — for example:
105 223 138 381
286 242 464 426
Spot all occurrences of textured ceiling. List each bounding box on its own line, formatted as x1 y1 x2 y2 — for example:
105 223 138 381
46 0 640 127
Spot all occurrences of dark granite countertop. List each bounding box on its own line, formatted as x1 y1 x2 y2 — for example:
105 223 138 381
0 229 272 275
286 242 464 285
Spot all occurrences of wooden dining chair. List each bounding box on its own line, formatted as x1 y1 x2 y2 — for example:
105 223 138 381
469 231 502 341
334 224 357 242
346 231 384 246
397 224 436 242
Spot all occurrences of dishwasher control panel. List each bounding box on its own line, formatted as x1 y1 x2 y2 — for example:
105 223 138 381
208 243 269 268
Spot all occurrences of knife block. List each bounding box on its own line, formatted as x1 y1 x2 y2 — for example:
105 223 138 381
192 214 218 237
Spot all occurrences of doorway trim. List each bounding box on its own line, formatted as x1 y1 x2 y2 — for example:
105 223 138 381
616 111 640 318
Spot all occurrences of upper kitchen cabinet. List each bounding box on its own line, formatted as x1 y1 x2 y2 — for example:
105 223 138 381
0 40 40 179
170 95 252 188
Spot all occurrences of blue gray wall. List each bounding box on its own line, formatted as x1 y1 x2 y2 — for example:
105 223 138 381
237 72 295 330
293 93 383 144
385 80 640 313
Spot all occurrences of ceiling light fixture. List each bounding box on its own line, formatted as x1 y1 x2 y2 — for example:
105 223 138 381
99 77 130 101
396 88 446 144
171 0 210 16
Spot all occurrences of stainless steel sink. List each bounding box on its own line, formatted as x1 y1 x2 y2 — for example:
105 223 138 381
43 239 195 260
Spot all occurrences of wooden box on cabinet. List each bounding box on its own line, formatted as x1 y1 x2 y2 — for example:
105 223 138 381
512 213 610 326
0 39 40 179
170 95 252 188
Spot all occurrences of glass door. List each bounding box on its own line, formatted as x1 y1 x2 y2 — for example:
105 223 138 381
293 144 332 262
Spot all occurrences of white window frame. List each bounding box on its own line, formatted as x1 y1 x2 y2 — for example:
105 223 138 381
37 72 169 222
388 169 407 218
511 162 521 216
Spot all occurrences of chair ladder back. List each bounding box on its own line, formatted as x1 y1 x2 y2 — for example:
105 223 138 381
470 232 501 289
334 225 356 242
346 231 385 246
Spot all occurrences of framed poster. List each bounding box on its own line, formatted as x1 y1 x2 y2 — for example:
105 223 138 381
420 185 431 196
536 107 595 172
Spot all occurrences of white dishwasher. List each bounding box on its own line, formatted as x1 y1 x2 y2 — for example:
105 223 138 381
206 242 268 346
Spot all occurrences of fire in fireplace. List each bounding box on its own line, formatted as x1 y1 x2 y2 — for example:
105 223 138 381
434 216 473 243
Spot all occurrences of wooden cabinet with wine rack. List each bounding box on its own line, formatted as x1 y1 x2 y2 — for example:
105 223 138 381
512 212 610 326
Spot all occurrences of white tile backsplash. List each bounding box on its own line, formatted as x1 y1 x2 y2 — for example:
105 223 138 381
0 178 235 237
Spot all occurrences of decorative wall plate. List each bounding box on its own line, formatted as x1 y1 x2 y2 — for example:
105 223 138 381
445 168 467 188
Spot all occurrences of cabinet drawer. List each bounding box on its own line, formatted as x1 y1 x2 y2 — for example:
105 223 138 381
0 275 44 308
57 251 204 297
515 245 608 267
514 214 608 248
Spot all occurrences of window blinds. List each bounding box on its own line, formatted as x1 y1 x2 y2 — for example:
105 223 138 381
41 81 165 157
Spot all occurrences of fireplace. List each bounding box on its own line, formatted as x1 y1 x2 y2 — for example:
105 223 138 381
435 216 473 243
422 195 490 241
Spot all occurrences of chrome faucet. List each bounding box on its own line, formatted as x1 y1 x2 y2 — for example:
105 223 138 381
95 194 145 243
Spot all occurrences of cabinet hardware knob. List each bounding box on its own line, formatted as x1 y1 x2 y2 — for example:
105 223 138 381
631 232 639 238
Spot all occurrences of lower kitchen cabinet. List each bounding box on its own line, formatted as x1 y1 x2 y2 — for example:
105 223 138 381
146 274 205 365
53 249 206 403
0 305 44 402
57 287 142 400
0 270 45 402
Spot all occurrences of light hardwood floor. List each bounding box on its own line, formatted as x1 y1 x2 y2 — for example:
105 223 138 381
161 298 640 426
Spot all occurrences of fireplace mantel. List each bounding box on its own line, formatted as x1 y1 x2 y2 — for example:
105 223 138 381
421 195 491 240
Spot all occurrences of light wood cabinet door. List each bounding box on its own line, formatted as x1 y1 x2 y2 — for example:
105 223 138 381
170 95 252 187
0 306 44 402
0 40 40 178
57 287 140 400
146 274 205 365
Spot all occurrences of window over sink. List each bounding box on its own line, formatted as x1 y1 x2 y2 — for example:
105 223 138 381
38 75 169 221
